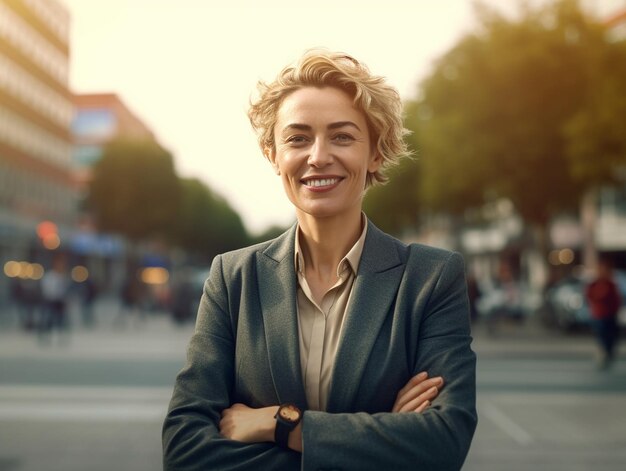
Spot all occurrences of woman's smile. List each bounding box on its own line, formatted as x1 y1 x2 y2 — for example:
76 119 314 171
300 175 343 191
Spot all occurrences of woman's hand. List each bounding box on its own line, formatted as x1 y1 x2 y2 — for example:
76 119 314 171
219 372 442 444
219 403 279 443
392 372 444 413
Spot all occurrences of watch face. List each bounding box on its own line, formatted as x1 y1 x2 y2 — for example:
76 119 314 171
279 405 300 422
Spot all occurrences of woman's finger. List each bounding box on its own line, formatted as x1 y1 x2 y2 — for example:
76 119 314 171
399 385 440 413
393 376 443 412
396 371 428 400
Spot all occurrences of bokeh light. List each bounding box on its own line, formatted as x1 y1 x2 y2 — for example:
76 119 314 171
30 263 44 280
3 261 46 279
3 261 20 278
42 234 61 250
140 267 169 285
558 248 575 265
71 265 89 282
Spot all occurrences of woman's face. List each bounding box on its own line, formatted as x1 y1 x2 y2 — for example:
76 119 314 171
268 86 381 221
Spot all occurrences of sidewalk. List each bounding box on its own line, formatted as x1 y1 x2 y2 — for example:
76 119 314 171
0 296 194 361
471 316 621 360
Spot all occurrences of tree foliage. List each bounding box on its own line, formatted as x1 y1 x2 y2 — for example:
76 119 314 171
89 139 250 257
249 224 291 245
89 139 181 241
175 178 249 258
564 31 626 184
409 0 626 228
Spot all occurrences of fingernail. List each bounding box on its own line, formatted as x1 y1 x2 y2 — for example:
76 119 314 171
430 386 438 393
417 372 427 379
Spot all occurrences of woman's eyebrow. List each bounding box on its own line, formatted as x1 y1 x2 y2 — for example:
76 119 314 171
328 121 361 131
282 123 311 133
281 121 361 133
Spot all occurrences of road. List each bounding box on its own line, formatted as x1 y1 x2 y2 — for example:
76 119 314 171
0 299 625 471
466 323 626 471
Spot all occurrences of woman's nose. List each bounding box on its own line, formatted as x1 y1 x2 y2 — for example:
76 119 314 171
307 139 332 167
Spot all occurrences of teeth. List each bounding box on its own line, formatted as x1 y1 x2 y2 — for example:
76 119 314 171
306 178 338 187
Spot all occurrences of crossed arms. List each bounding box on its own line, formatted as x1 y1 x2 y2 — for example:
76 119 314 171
163 251 477 470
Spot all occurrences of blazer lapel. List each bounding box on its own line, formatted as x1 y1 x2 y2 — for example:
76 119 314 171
327 221 405 413
256 225 308 410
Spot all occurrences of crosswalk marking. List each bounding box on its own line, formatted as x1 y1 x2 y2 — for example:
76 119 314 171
481 401 534 446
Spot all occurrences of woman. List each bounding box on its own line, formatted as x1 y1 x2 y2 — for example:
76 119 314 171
163 49 477 470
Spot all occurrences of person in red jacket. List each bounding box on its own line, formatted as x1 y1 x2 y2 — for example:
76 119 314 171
586 257 621 369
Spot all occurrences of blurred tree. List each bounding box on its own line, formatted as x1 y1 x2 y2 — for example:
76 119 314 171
409 0 626 251
175 177 249 258
564 35 626 184
89 139 181 241
206 191 250 255
249 224 291 245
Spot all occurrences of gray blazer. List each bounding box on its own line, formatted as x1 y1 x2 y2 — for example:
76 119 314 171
163 220 477 470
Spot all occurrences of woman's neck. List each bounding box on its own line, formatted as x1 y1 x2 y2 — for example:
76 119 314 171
296 210 363 279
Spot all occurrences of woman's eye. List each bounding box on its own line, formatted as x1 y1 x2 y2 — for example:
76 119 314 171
286 135 308 145
333 133 354 143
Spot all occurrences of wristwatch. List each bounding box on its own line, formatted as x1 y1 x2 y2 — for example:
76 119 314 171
274 403 302 449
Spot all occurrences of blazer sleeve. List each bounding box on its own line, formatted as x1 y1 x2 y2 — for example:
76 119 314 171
301 251 477 471
162 255 300 471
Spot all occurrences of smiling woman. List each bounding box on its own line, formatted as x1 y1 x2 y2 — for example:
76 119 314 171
269 87 378 225
162 49 477 471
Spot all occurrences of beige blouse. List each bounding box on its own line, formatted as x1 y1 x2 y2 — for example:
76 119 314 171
294 221 367 411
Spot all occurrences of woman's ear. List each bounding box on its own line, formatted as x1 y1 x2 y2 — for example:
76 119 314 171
368 151 383 174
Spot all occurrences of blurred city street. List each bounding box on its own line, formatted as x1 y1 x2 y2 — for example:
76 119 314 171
0 298 624 471
466 323 626 471
0 297 191 471
2 0 626 469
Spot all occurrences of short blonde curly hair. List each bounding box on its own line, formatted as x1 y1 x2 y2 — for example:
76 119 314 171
248 48 410 187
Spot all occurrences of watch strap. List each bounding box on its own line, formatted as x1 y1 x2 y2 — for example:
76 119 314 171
274 419 291 449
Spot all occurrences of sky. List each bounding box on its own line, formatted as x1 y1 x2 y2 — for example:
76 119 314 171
60 0 620 234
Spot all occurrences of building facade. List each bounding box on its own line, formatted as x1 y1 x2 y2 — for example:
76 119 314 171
72 92 155 187
0 0 77 302
69 92 158 290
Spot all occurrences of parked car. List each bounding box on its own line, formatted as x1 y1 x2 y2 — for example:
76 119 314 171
476 280 542 335
169 266 210 324
539 270 626 331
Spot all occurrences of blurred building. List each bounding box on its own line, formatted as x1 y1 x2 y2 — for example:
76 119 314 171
72 92 155 187
0 0 77 300
70 92 161 291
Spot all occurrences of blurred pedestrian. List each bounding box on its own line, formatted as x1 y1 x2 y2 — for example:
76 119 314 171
169 269 197 325
18 277 42 331
484 261 522 335
466 273 481 324
9 277 40 330
8 277 23 325
586 257 621 369
39 257 70 342
116 275 145 328
78 276 98 327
